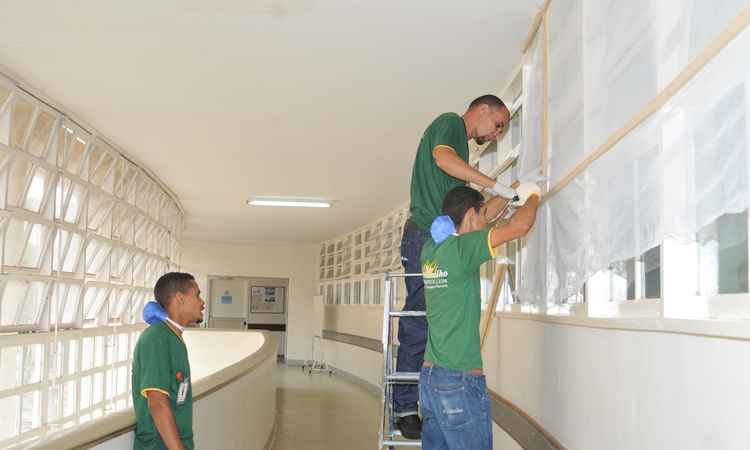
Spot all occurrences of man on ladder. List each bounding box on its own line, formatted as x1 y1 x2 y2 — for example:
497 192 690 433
396 94 516 439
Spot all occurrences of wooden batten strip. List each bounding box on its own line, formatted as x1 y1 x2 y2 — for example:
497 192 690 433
522 0 552 54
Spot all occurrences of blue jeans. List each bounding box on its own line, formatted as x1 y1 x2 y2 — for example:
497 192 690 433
419 366 493 450
394 221 430 415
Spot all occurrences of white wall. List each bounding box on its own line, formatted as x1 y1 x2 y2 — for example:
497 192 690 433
182 239 319 362
483 316 750 450
318 301 750 449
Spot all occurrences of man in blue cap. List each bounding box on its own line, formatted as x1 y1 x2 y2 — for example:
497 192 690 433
420 184 540 450
132 272 205 450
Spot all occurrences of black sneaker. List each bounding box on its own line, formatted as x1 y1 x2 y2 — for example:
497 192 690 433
396 414 422 440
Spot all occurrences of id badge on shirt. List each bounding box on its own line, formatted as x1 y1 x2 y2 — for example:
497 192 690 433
176 378 190 405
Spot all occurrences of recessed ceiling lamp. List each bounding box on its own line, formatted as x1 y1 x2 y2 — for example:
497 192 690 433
247 197 332 208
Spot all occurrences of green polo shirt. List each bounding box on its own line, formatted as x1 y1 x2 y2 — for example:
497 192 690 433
421 228 495 371
409 112 470 230
132 321 194 450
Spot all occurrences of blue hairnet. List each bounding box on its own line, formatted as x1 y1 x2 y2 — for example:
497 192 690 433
430 215 456 244
143 301 168 325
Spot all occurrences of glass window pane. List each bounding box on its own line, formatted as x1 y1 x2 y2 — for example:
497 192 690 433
8 157 33 208
62 129 87 176
63 380 77 417
0 280 48 326
92 372 104 405
0 394 21 442
20 390 41 433
54 229 84 274
118 334 129 362
47 384 62 423
21 223 51 268
56 177 86 225
0 84 11 113
105 368 114 400
80 375 92 409
10 97 34 149
103 335 114 365
117 366 128 395
110 247 133 283
87 192 114 237
85 239 112 277
0 346 22 390
66 340 79 375
94 336 109 367
109 289 131 323
26 110 56 158
83 287 109 321
52 283 81 325
511 105 522 148
4 219 52 270
81 337 94 371
642 245 661 299
112 205 134 243
610 258 636 301
697 211 748 295
22 344 43 384
48 341 63 380
89 144 116 190
21 166 52 213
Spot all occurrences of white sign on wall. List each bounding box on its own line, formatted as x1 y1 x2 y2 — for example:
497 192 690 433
250 286 285 314
210 279 246 318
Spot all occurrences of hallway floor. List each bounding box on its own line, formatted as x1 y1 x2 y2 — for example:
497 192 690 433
272 364 380 450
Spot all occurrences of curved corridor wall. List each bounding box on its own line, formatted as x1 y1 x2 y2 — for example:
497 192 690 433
22 330 278 450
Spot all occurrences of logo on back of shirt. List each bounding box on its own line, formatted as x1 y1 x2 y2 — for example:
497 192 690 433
423 260 448 289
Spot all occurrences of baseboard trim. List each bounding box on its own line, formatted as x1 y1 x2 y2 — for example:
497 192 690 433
264 413 278 450
328 364 381 397
322 329 382 352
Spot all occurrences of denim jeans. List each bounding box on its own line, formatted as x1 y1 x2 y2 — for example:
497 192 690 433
419 365 493 450
393 221 430 415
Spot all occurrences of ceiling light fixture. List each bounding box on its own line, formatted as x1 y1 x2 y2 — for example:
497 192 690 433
247 197 332 208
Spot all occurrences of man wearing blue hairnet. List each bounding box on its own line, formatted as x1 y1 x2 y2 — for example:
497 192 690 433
132 272 205 450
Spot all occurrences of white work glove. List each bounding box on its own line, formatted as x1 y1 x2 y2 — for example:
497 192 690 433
513 182 542 206
491 181 517 200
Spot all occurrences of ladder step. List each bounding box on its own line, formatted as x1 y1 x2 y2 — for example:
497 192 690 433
389 311 426 317
382 439 422 447
386 372 420 382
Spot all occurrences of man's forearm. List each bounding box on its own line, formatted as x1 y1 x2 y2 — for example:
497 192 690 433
489 196 540 248
433 147 496 188
148 396 185 450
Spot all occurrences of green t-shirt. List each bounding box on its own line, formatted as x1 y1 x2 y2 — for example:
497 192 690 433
132 322 194 450
421 228 495 371
409 112 470 230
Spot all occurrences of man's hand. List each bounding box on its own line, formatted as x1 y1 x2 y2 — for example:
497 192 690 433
490 181 517 200
147 390 185 450
513 182 542 206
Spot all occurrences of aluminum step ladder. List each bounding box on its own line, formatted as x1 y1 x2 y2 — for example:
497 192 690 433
378 272 424 449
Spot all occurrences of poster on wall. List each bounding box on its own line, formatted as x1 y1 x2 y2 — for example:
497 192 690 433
250 286 285 314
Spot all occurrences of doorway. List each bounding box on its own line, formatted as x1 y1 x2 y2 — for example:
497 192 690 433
207 275 289 359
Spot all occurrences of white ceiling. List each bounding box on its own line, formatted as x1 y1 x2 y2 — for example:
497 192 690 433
0 0 539 243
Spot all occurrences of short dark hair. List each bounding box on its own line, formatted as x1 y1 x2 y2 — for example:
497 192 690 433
468 94 507 112
154 272 196 308
442 186 485 227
